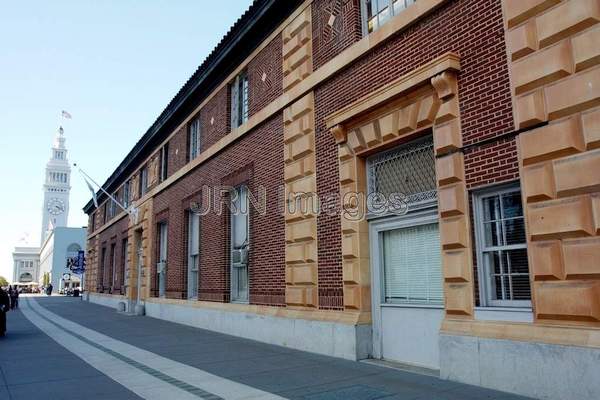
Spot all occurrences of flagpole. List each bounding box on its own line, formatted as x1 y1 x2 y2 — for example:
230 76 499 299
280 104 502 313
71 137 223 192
74 163 132 216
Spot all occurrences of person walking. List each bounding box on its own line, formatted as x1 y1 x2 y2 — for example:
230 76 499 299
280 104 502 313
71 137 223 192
12 288 19 309
0 287 10 337
8 286 15 310
46 283 53 296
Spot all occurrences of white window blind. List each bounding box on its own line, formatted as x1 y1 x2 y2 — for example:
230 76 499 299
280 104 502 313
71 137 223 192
382 222 443 305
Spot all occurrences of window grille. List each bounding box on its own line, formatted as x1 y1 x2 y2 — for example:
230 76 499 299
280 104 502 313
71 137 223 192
367 135 436 208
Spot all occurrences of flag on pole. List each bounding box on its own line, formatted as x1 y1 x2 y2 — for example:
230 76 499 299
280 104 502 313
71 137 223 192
61 110 72 119
84 176 99 208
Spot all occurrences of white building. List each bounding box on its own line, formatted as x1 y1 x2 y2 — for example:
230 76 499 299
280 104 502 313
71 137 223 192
11 126 86 290
39 227 86 291
41 126 71 244
12 247 40 284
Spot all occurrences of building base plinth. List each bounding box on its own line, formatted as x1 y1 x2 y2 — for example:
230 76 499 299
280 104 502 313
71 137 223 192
140 299 372 361
440 334 600 400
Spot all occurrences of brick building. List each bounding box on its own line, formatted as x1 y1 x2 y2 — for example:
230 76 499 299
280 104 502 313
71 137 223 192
83 1 600 399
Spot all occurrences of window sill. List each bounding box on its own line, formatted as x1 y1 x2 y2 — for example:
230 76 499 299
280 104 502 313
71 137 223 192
380 303 444 310
474 307 534 323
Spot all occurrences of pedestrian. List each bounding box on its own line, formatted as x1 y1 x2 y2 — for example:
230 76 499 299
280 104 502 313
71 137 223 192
8 286 14 310
13 288 19 309
46 283 53 296
9 287 18 310
0 287 10 337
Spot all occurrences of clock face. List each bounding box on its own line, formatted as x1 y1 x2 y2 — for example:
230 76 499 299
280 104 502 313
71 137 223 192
47 198 66 215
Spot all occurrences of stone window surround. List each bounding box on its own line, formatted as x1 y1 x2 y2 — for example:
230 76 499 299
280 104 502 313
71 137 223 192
325 53 475 319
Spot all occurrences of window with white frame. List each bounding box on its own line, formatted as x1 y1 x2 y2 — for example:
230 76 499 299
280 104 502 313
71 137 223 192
362 0 416 34
160 144 169 182
123 180 130 209
187 211 200 300
139 166 148 197
230 71 249 129
189 118 201 161
368 135 442 306
474 184 531 308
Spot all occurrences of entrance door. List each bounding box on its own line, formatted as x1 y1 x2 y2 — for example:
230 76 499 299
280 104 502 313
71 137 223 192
230 185 249 303
367 136 444 370
157 222 168 298
132 231 144 308
370 210 445 370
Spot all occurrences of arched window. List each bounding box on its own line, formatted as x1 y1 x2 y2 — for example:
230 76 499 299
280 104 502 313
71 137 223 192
67 243 81 253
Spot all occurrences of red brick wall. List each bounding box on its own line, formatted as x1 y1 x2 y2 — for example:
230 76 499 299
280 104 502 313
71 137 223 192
200 86 231 150
88 0 518 309
464 137 519 189
168 125 189 173
247 35 283 117
153 115 285 305
94 216 129 294
312 0 362 70
313 0 515 308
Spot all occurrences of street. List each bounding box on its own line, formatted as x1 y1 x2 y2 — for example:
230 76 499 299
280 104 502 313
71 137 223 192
0 296 531 400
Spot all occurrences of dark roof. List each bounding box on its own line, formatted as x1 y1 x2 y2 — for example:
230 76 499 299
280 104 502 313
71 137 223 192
84 0 302 213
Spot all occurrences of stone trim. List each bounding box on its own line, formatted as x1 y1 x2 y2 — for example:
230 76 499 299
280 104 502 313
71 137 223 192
324 52 460 130
441 318 600 349
325 57 477 318
503 0 600 327
283 93 320 309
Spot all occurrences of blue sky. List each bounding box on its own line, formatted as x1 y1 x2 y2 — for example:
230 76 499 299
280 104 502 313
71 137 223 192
0 0 254 280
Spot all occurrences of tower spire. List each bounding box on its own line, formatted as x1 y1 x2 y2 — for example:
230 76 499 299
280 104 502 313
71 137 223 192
41 125 71 244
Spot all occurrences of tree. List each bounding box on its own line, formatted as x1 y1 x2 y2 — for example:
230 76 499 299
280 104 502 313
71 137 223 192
0 276 8 287
43 272 50 286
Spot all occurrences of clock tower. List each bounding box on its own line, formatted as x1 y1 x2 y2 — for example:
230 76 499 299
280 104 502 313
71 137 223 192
41 126 71 244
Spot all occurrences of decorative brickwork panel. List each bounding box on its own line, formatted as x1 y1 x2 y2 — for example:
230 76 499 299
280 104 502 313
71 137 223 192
312 0 362 70
283 7 313 91
247 35 283 118
505 0 600 326
284 93 319 308
200 86 230 150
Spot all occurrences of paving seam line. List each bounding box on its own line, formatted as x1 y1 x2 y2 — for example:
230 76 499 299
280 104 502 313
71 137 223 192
23 298 286 400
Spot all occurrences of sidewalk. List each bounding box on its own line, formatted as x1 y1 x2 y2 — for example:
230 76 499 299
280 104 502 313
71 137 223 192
0 297 523 400
0 299 141 400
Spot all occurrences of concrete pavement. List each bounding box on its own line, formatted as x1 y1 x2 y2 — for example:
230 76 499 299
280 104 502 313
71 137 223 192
0 296 533 400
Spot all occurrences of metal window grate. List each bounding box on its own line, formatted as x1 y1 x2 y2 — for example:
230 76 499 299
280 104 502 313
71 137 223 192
367 135 437 205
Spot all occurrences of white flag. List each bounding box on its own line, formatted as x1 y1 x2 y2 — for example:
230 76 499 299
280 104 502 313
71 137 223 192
61 110 72 119
84 177 98 208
